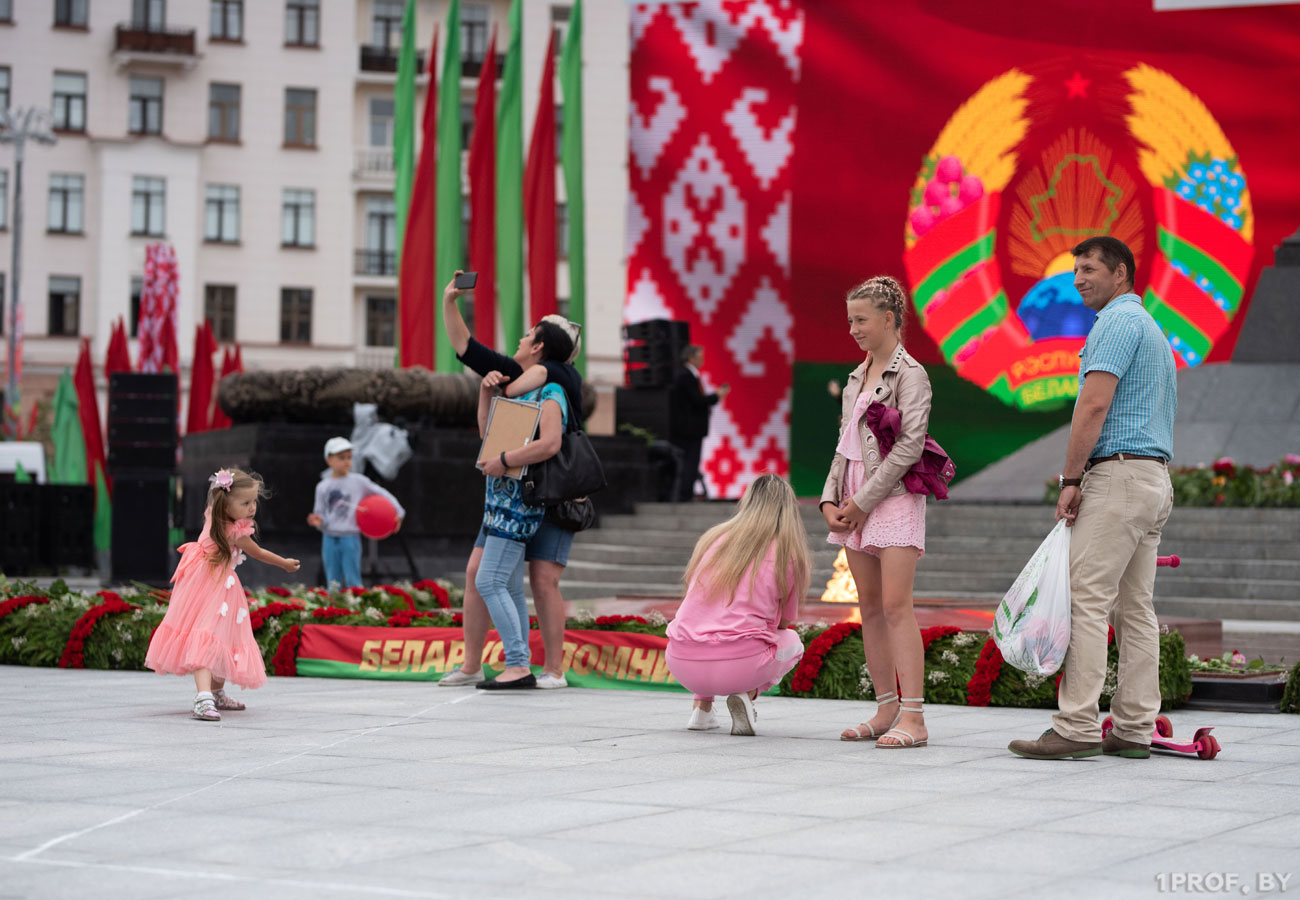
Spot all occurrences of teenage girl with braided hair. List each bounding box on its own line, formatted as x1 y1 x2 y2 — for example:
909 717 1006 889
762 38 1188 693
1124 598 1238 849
146 469 300 720
822 277 934 748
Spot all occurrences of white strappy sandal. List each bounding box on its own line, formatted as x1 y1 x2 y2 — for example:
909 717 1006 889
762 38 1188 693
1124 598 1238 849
876 697 927 749
840 691 899 742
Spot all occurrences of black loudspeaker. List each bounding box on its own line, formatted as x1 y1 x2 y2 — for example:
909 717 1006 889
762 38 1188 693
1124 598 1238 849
41 485 95 569
108 373 178 476
0 484 41 575
622 319 690 390
110 478 173 584
615 387 674 442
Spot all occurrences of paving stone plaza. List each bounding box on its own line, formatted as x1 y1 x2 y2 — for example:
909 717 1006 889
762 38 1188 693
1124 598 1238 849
2 666 1297 900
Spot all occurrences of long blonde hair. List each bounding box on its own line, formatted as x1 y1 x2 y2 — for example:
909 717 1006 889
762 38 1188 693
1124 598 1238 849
207 468 266 569
682 474 810 608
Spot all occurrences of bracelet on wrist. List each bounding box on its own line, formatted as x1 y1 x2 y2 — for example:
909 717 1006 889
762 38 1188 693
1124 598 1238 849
500 451 509 468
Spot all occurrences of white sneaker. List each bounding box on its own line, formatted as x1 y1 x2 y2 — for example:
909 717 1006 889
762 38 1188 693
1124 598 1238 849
438 667 485 687
687 707 720 731
726 693 756 736
535 672 568 689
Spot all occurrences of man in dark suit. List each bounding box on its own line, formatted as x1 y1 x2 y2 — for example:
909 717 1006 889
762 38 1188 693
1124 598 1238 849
670 345 729 501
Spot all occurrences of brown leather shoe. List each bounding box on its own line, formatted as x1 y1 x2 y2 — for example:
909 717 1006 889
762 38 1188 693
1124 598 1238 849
1008 727 1102 760
1102 732 1151 759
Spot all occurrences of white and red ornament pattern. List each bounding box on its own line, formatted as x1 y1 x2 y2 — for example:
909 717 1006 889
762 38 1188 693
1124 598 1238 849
137 243 179 374
626 0 803 498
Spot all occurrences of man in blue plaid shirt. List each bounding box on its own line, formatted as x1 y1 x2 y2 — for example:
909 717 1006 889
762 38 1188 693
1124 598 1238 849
1011 236 1177 761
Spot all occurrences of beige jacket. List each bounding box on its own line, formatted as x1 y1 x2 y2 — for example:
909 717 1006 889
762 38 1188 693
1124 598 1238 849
820 344 933 515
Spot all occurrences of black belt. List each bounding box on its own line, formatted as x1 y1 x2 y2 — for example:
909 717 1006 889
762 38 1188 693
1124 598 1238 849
1086 453 1168 470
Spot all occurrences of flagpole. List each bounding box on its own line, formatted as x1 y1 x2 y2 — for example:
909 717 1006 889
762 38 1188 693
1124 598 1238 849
0 107 57 437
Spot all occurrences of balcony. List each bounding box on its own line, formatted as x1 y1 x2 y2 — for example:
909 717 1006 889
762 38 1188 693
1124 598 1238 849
462 53 505 80
355 249 397 277
359 45 425 74
112 23 198 68
353 147 394 181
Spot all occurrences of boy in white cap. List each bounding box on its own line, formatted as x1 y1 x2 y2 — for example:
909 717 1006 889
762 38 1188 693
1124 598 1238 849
306 437 406 589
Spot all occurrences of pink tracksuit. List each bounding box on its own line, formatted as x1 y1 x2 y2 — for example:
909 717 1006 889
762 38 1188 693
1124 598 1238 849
665 545 804 702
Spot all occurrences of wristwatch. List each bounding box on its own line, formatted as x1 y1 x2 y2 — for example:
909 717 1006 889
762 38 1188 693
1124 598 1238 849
1059 474 1082 489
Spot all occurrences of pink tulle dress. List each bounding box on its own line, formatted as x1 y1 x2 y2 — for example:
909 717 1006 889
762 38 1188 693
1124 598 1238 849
145 510 267 689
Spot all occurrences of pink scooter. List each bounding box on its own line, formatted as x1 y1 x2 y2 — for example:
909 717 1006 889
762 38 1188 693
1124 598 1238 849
1101 715 1221 760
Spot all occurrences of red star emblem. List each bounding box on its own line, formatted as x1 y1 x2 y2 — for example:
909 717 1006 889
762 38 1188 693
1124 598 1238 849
1065 71 1091 99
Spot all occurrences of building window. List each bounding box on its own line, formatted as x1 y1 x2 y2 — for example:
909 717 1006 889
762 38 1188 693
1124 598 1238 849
48 276 81 336
284 88 316 147
54 0 88 28
362 196 396 275
0 0 12 23
280 288 312 344
550 4 571 46
460 101 474 149
372 0 402 49
555 103 563 159
130 276 142 336
205 284 237 342
366 296 396 347
204 184 239 243
208 82 240 141
460 196 471 267
128 76 164 135
131 176 165 236
557 202 568 259
368 97 394 148
285 0 319 47
0 68 11 113
281 188 315 247
48 173 84 234
0 274 5 335
0 170 8 230
52 72 87 133
463 4 490 66
210 0 242 41
132 0 166 30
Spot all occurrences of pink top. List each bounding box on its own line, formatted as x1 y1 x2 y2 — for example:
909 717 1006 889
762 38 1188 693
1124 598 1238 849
666 542 800 660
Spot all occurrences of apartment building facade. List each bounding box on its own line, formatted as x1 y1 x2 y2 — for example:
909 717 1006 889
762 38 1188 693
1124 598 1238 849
0 0 630 414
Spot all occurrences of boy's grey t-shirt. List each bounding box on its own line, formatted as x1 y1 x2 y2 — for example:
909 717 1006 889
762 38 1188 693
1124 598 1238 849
312 472 406 537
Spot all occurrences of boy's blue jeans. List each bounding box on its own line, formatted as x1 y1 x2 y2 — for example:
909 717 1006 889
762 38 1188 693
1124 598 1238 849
321 534 362 589
474 535 531 668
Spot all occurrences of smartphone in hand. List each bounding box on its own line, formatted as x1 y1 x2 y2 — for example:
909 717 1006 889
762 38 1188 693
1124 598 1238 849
454 271 479 290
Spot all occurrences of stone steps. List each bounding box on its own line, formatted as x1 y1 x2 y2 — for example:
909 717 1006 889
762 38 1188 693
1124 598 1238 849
556 501 1300 621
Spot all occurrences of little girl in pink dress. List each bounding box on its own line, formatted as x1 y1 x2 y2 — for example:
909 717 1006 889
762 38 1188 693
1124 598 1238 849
146 469 300 721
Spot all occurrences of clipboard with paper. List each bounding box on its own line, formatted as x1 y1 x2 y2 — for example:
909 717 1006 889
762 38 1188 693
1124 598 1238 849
478 396 543 478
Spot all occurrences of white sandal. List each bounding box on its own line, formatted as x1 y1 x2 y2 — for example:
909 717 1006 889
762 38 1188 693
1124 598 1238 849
840 692 899 742
212 688 245 711
876 697 927 749
192 693 221 722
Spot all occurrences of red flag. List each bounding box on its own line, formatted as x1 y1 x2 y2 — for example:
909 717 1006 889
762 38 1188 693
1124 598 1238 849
232 344 244 373
185 320 217 435
398 25 439 369
210 346 236 429
524 32 558 322
138 243 179 374
469 29 499 347
72 338 107 489
105 317 132 375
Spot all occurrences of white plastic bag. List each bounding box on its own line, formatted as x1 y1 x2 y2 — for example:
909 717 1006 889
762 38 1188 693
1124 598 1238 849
993 519 1072 676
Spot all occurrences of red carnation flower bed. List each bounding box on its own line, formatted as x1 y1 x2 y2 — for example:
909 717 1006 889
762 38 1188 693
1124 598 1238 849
58 591 140 669
0 595 50 622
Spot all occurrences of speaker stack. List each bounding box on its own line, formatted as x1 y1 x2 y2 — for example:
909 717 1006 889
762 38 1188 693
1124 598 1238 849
108 373 178 584
622 319 689 389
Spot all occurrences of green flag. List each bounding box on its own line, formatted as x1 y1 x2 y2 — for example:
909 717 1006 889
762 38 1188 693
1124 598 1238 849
434 0 463 372
93 463 111 553
50 370 87 485
559 0 586 375
13 460 32 483
392 0 418 364
496 0 524 350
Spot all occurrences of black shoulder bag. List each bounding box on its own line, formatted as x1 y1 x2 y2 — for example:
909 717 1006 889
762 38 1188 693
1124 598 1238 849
521 411 607 532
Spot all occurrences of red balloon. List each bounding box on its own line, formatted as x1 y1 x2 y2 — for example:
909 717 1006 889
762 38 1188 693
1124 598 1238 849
356 495 399 539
